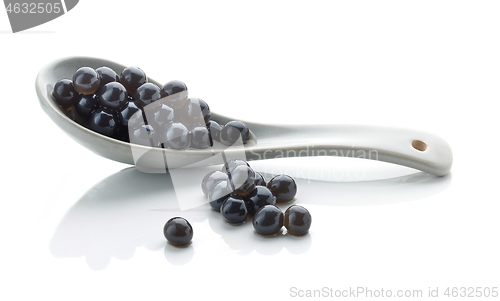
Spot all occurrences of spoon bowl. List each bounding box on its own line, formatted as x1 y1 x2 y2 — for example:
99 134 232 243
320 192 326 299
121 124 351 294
36 57 453 176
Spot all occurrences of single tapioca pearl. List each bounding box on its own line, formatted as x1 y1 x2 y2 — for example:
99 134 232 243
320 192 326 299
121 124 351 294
220 196 248 225
177 98 209 127
129 123 156 147
267 174 297 203
201 170 229 197
182 98 210 124
96 66 119 87
159 122 191 150
120 66 147 95
72 67 101 95
229 165 256 196
254 172 266 186
284 205 311 236
243 186 276 215
208 180 233 212
160 80 188 109
190 126 213 149
117 101 142 126
88 109 118 137
252 205 283 237
134 83 161 107
96 82 128 111
163 217 193 247
74 93 99 120
220 121 250 145
207 120 222 142
150 103 175 127
52 79 79 109
221 159 250 174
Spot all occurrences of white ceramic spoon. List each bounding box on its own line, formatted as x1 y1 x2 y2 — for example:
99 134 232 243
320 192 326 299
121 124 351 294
36 57 453 176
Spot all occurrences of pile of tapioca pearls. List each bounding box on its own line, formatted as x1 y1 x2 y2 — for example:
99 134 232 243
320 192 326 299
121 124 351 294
163 159 312 247
52 66 251 149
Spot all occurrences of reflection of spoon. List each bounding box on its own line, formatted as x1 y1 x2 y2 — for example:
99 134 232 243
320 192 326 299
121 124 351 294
49 166 450 269
37 57 452 175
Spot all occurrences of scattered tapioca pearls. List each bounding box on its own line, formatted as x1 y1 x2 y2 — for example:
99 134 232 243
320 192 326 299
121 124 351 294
202 159 311 238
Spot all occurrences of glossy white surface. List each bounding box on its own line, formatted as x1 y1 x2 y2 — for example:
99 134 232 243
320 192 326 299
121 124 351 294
1 1 499 300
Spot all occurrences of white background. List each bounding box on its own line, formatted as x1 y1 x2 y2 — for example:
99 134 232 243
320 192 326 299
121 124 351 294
1 1 499 300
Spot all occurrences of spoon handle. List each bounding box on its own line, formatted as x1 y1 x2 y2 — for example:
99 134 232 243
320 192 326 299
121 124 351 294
245 124 453 176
